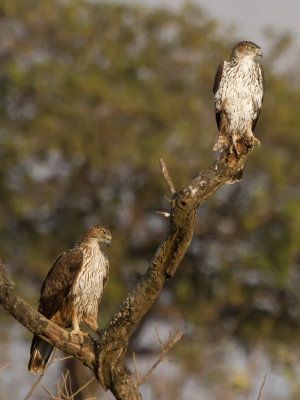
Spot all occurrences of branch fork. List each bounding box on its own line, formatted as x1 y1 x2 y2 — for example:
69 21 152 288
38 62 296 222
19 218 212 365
0 145 253 399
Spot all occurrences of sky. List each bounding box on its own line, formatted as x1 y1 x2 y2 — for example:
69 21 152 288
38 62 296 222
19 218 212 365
189 0 300 50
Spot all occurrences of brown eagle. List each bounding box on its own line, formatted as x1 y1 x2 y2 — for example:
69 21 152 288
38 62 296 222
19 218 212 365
28 225 112 374
213 41 264 160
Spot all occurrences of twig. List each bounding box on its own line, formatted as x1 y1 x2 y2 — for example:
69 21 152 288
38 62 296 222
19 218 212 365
160 158 176 194
81 398 96 400
41 384 57 400
25 348 58 400
155 211 170 218
164 195 171 203
155 326 165 352
72 376 95 398
53 355 74 363
62 369 70 397
257 372 267 400
132 352 140 386
42 369 95 400
138 330 184 386
0 362 11 372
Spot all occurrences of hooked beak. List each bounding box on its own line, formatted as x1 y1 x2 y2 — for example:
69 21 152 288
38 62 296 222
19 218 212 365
105 238 112 247
256 48 263 58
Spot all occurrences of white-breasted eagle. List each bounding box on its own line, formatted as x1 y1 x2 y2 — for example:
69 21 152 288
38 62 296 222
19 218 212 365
28 225 111 374
213 41 264 159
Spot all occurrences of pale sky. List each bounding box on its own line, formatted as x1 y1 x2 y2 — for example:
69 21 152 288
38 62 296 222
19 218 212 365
189 0 300 48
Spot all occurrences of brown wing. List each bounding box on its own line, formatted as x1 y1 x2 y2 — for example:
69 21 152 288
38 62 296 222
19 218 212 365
252 62 265 131
38 248 83 319
213 61 225 131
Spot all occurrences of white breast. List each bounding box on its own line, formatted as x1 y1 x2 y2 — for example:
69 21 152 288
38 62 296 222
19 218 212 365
215 58 263 134
71 242 107 319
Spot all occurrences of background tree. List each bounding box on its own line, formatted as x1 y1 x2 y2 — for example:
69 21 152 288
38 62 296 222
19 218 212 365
0 1 300 399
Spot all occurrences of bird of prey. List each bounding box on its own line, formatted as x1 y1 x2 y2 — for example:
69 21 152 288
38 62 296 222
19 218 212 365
28 225 112 374
213 41 264 159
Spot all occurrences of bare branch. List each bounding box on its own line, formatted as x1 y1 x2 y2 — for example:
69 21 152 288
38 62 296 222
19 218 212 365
62 369 70 398
155 211 170 218
42 367 96 400
72 377 95 398
138 330 184 387
0 362 11 372
257 373 268 400
164 195 171 203
160 158 176 194
53 355 74 364
155 326 165 353
41 384 57 400
132 353 140 386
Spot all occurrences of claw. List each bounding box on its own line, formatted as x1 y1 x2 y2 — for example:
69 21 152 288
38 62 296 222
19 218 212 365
254 137 261 147
70 329 89 344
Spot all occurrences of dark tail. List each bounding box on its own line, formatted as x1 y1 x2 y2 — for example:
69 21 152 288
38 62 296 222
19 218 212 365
28 335 54 374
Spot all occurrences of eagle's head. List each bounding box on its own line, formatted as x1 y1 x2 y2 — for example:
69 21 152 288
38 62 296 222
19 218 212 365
86 225 112 246
231 41 262 59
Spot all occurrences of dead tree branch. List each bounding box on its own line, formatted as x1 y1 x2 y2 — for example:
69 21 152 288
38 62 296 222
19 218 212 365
160 158 176 195
257 373 268 400
137 329 184 387
0 147 251 400
0 363 11 372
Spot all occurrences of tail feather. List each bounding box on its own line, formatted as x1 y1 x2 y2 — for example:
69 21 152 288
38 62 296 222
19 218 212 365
28 335 54 374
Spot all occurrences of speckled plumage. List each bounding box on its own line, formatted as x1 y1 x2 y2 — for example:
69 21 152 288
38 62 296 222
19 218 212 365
71 240 108 323
213 41 264 154
28 225 111 374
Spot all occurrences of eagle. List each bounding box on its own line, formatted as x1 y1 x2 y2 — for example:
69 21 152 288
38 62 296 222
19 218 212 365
213 41 264 166
28 225 112 374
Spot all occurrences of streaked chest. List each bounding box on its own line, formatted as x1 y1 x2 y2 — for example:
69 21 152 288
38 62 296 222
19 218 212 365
71 243 107 311
217 59 263 105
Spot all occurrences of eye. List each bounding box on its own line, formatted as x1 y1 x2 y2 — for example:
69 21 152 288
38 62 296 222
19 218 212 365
247 45 254 51
100 229 105 235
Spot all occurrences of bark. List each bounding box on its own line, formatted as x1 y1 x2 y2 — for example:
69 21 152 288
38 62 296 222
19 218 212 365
0 146 251 399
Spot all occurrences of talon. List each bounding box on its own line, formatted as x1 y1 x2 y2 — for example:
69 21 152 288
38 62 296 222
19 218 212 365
71 329 89 344
254 137 261 147
229 144 236 154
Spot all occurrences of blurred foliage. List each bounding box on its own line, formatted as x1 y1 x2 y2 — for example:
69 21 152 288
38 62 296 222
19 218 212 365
0 0 300 397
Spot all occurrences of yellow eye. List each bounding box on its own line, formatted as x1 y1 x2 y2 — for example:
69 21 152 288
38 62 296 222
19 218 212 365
247 45 253 51
100 230 105 235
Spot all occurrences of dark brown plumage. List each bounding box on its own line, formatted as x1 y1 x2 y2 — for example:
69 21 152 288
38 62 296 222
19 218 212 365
28 225 111 374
